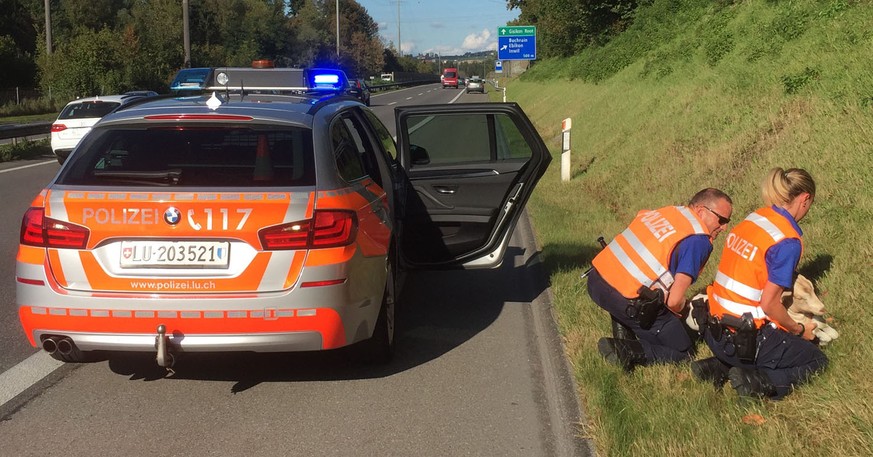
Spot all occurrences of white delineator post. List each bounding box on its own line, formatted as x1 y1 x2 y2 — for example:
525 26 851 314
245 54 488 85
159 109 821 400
561 118 571 182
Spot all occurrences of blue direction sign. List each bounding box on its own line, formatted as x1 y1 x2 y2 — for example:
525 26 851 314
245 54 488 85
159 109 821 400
497 26 536 61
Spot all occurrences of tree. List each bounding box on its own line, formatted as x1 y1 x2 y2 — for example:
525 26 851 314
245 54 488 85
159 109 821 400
127 0 183 87
39 27 125 98
0 0 38 87
506 0 640 58
288 0 383 77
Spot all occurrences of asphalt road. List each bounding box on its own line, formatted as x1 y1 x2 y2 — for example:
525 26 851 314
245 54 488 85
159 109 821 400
0 85 591 457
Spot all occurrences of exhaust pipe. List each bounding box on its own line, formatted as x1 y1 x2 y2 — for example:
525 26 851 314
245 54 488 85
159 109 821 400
57 337 75 356
42 336 60 354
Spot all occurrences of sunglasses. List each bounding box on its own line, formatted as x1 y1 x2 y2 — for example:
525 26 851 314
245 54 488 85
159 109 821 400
704 207 731 225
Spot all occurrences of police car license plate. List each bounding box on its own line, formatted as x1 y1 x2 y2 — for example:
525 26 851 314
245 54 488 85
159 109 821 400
120 241 230 268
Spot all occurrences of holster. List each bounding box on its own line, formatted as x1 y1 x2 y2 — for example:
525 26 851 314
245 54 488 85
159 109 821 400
690 297 710 330
718 312 758 364
625 286 664 330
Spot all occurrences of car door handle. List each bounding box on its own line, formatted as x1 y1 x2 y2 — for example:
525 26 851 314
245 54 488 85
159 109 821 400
433 186 457 195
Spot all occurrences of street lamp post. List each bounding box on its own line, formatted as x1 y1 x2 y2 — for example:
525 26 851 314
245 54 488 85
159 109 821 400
183 0 191 67
336 0 340 57
43 0 52 54
396 0 401 57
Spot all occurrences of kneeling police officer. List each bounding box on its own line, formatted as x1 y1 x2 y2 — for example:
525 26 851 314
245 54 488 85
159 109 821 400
692 168 827 399
587 188 733 371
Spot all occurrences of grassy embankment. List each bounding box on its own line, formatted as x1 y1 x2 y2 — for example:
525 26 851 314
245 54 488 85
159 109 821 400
498 0 872 455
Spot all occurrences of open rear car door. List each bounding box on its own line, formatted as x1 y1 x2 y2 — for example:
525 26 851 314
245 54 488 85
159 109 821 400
395 103 551 269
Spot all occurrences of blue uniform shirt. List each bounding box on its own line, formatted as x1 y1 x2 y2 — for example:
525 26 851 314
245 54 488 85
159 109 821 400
765 205 803 289
669 234 713 283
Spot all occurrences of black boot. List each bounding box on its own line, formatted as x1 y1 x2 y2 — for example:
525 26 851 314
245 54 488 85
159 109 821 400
691 357 730 388
728 367 777 399
598 337 647 372
611 316 637 340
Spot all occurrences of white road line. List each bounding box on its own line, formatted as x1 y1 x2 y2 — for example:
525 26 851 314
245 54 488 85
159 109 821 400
0 160 57 174
405 97 413 100
388 102 397 105
418 93 424 96
0 351 64 407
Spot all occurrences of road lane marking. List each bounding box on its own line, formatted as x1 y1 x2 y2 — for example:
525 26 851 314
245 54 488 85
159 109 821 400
418 93 424 96
0 160 57 174
389 102 397 105
0 351 64 407
405 97 413 100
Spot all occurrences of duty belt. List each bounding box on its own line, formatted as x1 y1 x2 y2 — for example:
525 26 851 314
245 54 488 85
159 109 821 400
709 312 758 364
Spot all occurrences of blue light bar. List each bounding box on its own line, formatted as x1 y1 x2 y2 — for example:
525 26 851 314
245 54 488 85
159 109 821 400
306 68 348 91
313 74 340 85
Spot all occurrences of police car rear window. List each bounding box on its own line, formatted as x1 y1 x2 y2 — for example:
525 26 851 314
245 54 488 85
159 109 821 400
57 127 315 187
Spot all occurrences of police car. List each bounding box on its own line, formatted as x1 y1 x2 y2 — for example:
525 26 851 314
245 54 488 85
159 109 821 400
16 65 551 367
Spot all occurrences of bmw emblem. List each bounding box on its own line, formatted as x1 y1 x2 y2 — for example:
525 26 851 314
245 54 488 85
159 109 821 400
163 207 181 225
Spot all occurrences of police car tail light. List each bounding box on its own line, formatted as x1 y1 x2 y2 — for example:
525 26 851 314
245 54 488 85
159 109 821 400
311 210 357 248
259 210 357 250
51 124 67 132
20 208 89 249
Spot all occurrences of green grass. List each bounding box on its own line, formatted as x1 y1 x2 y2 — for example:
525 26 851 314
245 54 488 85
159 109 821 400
0 139 53 162
0 97 63 121
500 0 873 455
0 113 57 125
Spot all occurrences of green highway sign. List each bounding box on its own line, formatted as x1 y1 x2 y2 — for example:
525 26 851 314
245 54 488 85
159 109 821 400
498 26 536 36
497 26 537 61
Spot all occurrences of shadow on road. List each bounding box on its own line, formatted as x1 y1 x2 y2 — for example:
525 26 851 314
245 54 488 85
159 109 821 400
104 246 548 392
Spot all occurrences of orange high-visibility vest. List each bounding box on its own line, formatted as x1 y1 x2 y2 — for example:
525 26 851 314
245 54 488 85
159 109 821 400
592 206 709 298
707 206 802 330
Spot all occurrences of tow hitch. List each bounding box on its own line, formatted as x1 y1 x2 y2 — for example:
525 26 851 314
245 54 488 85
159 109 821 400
155 324 175 373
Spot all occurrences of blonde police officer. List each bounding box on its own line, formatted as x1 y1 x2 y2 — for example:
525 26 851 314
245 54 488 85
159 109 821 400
692 168 827 399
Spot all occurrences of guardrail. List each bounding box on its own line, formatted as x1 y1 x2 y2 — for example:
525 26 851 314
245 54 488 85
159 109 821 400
0 122 52 143
368 79 440 92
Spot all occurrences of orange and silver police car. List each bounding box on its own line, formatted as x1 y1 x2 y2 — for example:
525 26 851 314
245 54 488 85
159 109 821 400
16 66 551 367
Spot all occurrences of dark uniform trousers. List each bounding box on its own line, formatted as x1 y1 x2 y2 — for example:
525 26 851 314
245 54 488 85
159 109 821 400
703 323 828 399
587 268 692 364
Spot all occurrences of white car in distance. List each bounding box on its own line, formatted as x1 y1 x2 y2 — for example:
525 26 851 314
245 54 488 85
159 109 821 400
50 93 155 164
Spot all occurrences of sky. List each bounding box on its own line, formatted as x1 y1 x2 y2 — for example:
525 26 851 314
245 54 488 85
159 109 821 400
356 0 520 56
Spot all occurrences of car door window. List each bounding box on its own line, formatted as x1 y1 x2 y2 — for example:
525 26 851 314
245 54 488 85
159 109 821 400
331 119 367 183
340 114 384 187
403 113 533 167
363 110 397 161
395 104 551 269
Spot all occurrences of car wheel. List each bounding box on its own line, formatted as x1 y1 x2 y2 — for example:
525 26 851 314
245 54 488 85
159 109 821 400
360 258 396 364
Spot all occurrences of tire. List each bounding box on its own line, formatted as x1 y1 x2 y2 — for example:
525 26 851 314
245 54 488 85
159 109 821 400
359 259 396 364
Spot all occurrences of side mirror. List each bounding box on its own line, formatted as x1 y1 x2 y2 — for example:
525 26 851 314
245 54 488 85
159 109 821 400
410 144 430 165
